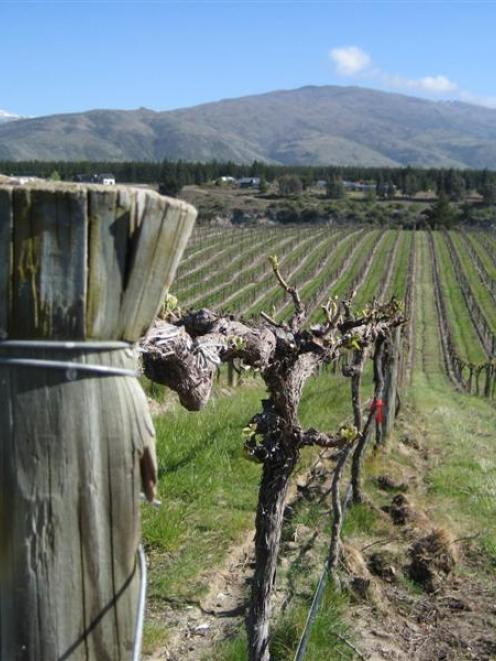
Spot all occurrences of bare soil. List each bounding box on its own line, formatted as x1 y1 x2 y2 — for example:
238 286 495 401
147 538 252 660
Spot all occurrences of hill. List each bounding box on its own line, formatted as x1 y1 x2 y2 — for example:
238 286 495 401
3 86 496 167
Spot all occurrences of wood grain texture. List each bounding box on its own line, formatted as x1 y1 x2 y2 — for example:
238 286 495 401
11 186 87 338
0 347 155 660
118 195 197 341
1 182 197 340
86 188 127 339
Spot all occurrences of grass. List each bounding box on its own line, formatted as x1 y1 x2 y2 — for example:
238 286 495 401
214 579 359 661
451 232 496 332
410 385 496 562
412 231 496 563
271 585 354 661
469 231 496 280
142 621 169 656
432 231 486 363
342 502 380 538
177 228 292 304
189 231 297 309
214 632 249 661
222 229 324 316
328 230 382 300
386 229 412 300
353 229 397 308
212 489 371 661
245 229 329 318
143 381 264 598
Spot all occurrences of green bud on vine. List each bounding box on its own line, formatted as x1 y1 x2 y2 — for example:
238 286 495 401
228 335 246 351
269 254 279 270
339 425 359 442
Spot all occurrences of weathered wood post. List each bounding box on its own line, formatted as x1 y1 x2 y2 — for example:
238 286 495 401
0 182 196 660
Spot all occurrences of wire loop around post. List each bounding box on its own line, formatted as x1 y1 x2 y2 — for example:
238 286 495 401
0 340 139 379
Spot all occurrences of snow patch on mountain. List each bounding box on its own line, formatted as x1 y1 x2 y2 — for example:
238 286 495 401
0 110 22 123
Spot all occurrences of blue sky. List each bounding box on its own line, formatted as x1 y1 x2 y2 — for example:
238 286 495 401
1 1 495 117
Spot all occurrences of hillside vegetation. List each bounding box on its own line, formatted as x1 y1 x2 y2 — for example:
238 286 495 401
4 85 496 166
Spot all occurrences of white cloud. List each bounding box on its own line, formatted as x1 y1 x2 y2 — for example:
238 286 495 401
381 73 458 94
458 90 496 109
327 46 486 103
330 46 371 76
413 75 458 93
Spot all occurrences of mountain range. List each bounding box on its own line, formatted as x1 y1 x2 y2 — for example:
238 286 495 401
2 86 496 167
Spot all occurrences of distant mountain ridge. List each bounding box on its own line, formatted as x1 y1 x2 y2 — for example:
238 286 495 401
2 86 496 167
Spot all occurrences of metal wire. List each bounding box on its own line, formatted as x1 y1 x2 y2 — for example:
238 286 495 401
0 357 138 379
293 560 329 661
132 544 148 661
0 340 132 351
0 340 138 379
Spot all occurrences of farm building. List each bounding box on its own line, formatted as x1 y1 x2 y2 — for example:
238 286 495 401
238 176 261 188
74 173 116 185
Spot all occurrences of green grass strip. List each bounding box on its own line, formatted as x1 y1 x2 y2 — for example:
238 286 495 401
451 232 496 333
432 232 485 364
466 232 496 281
386 230 412 301
353 229 397 308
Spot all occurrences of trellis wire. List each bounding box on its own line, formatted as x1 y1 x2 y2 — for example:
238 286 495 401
293 560 330 661
132 544 148 661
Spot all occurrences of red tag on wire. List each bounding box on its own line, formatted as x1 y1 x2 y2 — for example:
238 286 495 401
371 398 384 424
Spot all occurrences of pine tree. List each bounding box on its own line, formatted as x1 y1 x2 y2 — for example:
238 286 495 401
326 175 345 199
403 171 420 198
445 169 466 201
479 171 496 205
424 191 458 228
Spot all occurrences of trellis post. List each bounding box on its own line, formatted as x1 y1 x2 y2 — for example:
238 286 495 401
0 182 196 660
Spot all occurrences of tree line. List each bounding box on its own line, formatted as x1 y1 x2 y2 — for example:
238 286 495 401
2 159 496 203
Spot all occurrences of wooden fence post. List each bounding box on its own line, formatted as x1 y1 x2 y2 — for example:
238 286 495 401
0 182 196 660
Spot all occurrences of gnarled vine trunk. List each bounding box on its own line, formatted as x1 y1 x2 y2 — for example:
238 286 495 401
247 446 298 661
